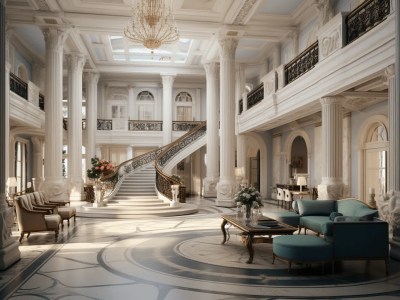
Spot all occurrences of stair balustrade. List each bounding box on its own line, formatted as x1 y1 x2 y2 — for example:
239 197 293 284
155 122 206 202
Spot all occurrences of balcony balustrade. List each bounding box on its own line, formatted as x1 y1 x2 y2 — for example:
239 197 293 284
239 0 391 116
10 73 44 110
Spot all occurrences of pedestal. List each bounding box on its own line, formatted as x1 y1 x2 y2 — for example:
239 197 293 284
317 182 343 200
93 184 105 207
170 185 180 207
216 180 236 207
0 206 20 270
202 177 217 198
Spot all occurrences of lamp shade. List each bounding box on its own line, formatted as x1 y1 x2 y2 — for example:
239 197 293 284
7 177 17 187
297 176 307 187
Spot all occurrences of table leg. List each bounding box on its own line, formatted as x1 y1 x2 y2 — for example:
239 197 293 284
221 219 228 244
244 233 254 264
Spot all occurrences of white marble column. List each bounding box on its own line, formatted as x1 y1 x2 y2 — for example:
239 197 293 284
128 85 134 120
236 63 247 186
317 96 344 200
388 0 400 260
161 74 175 145
202 62 219 197
67 53 86 201
85 72 99 168
0 0 21 270
216 37 238 207
41 28 68 201
31 136 44 180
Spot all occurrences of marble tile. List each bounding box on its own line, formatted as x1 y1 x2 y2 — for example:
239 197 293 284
1 198 400 300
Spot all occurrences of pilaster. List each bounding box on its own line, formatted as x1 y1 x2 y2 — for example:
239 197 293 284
317 96 344 200
0 0 21 270
67 53 86 201
216 36 238 207
161 74 175 146
202 62 219 197
41 27 68 200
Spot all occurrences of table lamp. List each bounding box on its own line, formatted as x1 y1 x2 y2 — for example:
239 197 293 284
297 176 307 193
7 177 17 199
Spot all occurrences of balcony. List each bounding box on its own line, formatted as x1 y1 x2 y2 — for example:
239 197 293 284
237 0 393 133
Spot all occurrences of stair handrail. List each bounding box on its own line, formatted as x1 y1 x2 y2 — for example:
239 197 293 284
155 121 206 202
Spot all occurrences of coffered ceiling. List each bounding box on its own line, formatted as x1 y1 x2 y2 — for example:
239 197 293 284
6 0 309 82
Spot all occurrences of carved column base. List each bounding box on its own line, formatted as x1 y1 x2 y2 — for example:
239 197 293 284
317 179 343 200
216 179 236 207
40 177 69 201
0 239 21 270
69 176 85 201
0 205 21 270
390 210 400 260
202 177 218 198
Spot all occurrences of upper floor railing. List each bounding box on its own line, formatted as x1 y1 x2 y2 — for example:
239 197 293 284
9 73 44 111
239 0 392 116
284 41 319 85
346 0 390 44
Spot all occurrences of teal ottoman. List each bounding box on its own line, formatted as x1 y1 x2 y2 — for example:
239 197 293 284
272 235 333 271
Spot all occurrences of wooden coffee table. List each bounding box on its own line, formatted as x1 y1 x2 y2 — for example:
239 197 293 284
220 214 297 263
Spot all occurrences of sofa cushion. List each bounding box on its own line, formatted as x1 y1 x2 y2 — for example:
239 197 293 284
329 212 343 221
297 200 336 216
337 199 378 218
264 211 300 227
300 216 330 234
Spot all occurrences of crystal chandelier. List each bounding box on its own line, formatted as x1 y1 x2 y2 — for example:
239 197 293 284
124 0 180 51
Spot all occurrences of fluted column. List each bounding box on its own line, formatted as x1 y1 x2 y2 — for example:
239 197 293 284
85 72 99 168
317 96 344 200
41 28 68 201
67 53 86 201
31 137 44 180
161 74 175 145
236 63 246 185
128 85 134 120
0 0 21 270
388 0 400 260
202 62 219 197
216 37 238 207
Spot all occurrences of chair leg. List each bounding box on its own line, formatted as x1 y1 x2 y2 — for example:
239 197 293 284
19 232 24 242
67 219 70 226
27 232 31 238
54 229 59 241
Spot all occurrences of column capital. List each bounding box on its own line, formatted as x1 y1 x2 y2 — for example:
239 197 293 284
218 37 239 60
384 64 395 79
42 27 68 51
67 53 86 71
203 61 219 78
320 95 345 105
85 71 100 85
161 73 176 86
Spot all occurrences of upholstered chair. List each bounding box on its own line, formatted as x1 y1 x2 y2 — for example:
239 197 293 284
35 192 76 227
284 189 293 210
277 188 285 207
15 195 61 242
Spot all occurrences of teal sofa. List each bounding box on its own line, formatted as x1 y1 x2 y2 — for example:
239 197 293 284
266 199 389 273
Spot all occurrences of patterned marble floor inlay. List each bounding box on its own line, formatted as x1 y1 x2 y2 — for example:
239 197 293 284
2 199 400 299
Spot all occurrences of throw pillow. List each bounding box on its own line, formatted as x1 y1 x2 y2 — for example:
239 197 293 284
329 212 343 221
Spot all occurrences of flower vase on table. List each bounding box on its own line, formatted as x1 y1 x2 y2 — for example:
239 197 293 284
233 186 263 221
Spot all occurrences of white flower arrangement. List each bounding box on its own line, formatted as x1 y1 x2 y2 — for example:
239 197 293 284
233 186 263 207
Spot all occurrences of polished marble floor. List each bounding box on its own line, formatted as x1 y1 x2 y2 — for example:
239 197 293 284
1 198 400 300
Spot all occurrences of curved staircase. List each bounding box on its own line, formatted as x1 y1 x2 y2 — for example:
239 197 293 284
77 123 206 218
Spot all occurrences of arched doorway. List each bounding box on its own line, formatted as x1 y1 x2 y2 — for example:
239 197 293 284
358 115 389 201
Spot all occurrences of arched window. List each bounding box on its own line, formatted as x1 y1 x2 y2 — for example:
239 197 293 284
175 92 193 121
137 90 155 120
